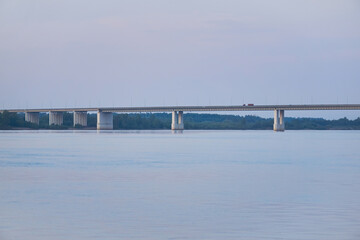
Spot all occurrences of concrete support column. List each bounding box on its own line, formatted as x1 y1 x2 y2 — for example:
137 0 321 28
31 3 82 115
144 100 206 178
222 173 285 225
49 111 63 126
73 111 87 127
171 111 178 130
279 110 285 126
274 109 279 125
25 112 40 125
178 111 184 130
97 111 113 130
171 111 184 130
273 109 285 131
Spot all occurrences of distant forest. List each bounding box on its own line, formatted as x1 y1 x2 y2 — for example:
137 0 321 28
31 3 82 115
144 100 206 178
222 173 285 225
1 111 360 130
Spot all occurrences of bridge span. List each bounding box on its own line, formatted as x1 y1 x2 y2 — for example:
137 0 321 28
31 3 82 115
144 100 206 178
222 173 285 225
1 104 360 131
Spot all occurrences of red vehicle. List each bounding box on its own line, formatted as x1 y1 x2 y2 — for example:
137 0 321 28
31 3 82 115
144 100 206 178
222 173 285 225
247 104 254 106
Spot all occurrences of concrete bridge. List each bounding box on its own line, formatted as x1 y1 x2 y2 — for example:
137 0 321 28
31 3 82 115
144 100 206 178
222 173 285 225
1 104 360 131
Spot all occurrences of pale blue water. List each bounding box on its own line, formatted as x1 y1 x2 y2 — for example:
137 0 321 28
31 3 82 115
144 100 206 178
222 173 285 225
0 130 359 240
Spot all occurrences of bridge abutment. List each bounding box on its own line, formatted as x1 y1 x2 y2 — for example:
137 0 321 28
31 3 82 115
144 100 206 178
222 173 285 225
73 111 87 127
171 111 184 130
273 109 285 131
25 112 40 125
49 111 63 126
97 111 113 130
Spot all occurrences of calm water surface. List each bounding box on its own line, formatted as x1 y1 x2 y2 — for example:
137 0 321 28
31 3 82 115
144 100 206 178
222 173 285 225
0 130 359 240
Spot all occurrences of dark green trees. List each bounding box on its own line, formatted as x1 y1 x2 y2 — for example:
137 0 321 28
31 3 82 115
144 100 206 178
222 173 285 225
1 111 360 130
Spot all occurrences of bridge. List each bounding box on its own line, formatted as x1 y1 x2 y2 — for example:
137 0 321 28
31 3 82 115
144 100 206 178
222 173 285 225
1 104 360 131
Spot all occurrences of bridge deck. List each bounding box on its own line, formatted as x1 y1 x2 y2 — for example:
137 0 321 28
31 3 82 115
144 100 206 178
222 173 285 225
1 104 360 113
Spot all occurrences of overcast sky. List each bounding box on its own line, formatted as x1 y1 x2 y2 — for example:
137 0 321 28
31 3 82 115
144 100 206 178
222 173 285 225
0 0 359 118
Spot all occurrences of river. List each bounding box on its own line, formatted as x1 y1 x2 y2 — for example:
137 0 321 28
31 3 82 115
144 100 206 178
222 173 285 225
0 130 359 239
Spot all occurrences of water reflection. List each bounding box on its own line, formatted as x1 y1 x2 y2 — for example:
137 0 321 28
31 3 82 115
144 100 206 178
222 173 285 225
171 129 184 134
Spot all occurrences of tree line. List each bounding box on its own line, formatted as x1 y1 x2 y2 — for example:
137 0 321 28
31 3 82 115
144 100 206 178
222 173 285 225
1 111 360 130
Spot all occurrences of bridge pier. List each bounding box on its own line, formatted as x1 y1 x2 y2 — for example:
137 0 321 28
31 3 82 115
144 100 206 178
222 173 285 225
73 111 87 127
273 109 285 131
171 111 184 130
25 112 39 125
49 111 63 126
97 111 113 130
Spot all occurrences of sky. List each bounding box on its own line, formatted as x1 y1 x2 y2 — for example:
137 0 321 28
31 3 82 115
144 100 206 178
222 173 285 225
0 0 359 119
